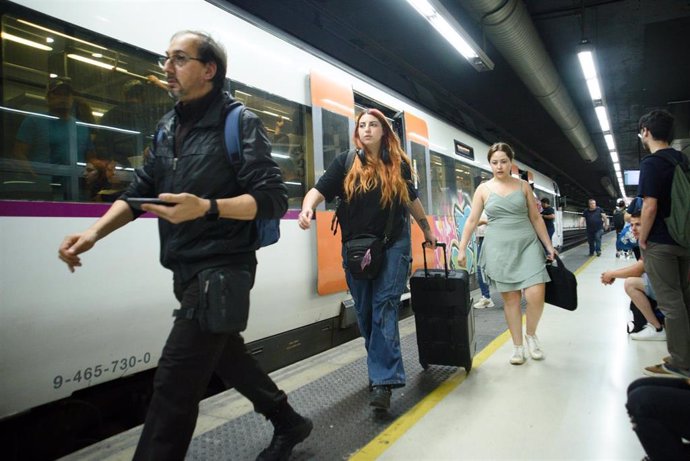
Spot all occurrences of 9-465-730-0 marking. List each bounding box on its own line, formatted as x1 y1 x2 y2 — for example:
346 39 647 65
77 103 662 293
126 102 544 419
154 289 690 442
52 352 153 389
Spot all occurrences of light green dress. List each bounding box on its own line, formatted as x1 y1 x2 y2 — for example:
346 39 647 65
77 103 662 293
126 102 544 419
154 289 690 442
478 190 550 292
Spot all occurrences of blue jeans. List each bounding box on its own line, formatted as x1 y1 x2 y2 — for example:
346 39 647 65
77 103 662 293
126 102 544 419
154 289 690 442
343 226 411 388
476 237 490 299
587 229 603 254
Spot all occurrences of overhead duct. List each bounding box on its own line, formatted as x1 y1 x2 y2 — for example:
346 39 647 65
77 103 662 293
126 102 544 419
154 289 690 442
460 0 598 163
600 176 616 198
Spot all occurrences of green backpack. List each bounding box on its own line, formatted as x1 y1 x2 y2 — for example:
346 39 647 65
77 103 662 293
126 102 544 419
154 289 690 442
659 150 690 248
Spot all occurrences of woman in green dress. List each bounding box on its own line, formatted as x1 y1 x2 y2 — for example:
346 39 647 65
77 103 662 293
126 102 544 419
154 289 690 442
459 143 556 365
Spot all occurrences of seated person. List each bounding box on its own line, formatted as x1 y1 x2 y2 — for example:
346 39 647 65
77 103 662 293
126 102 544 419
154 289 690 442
82 158 123 202
601 201 665 341
627 377 690 461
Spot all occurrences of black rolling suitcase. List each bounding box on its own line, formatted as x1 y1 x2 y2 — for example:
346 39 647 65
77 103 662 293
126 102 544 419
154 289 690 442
410 243 476 372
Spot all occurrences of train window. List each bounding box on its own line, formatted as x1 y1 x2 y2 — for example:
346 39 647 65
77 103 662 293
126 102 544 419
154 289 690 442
322 110 350 174
429 152 474 216
231 82 309 209
410 142 428 211
0 11 170 202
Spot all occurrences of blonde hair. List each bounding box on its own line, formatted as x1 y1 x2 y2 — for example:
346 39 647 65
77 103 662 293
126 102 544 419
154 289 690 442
344 108 412 207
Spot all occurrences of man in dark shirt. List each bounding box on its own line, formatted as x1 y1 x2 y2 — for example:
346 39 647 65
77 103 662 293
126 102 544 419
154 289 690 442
636 109 690 379
580 199 606 256
540 197 556 243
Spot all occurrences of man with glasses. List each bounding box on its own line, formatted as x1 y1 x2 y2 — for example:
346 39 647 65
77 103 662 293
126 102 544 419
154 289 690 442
635 109 690 379
58 31 311 460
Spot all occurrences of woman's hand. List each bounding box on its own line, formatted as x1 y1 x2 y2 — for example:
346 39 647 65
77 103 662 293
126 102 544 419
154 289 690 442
422 231 437 249
457 252 467 269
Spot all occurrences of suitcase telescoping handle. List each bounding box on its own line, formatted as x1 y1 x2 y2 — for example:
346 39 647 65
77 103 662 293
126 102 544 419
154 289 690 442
422 242 448 278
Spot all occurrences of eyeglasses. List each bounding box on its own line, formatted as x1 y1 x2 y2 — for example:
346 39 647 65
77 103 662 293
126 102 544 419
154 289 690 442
158 53 204 69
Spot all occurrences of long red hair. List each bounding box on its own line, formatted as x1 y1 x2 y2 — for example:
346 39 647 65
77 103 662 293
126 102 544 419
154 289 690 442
344 109 412 207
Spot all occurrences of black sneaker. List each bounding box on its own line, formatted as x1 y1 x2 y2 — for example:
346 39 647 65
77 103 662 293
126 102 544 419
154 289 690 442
256 416 313 461
596 252 601 256
370 385 392 410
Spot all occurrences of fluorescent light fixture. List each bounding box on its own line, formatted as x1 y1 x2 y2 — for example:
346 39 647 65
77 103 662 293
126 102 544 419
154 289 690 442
610 151 619 163
2 32 53 51
595 106 610 132
578 50 603 100
19 19 106 50
68 53 113 70
585 79 602 100
577 51 597 79
407 0 494 72
604 133 615 150
613 162 621 172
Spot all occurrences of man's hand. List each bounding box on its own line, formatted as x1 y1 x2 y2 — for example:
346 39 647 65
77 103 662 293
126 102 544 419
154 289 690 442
58 230 98 272
601 271 616 285
142 193 207 223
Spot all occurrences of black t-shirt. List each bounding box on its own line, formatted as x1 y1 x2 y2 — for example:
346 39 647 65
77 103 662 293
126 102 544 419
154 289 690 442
315 151 418 243
582 207 605 232
638 147 686 245
541 206 555 234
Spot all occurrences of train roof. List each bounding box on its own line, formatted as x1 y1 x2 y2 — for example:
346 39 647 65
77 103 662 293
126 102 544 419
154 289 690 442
219 0 690 209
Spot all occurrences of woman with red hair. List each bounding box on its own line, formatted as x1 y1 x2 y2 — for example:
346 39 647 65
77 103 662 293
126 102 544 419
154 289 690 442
298 109 436 411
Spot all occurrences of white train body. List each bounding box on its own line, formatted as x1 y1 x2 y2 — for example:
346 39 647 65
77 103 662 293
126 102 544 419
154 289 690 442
0 0 561 420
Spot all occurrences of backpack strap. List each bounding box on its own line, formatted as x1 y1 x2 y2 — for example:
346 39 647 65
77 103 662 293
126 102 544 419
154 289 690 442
657 150 690 172
224 104 245 166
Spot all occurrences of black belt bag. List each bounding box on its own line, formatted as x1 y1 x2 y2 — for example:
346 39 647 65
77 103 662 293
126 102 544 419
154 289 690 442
345 235 385 280
341 202 396 281
174 266 252 333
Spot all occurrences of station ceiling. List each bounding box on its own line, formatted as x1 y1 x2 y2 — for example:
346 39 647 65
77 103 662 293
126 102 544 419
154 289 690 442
221 0 690 209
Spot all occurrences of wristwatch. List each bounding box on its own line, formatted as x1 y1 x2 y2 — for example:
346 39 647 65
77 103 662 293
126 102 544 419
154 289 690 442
205 198 219 221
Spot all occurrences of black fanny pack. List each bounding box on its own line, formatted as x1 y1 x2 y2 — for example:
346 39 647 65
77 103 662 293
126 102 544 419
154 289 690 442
344 235 385 280
336 199 396 281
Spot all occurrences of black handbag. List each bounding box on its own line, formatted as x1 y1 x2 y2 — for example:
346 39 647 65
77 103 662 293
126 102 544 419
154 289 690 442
544 255 578 311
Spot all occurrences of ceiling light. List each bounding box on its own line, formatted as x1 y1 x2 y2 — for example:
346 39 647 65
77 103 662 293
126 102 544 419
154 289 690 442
595 106 610 132
604 133 615 151
2 32 53 51
407 0 494 72
610 151 619 163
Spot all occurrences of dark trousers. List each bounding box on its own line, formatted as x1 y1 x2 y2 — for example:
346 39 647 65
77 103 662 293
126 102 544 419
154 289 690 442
587 228 603 254
133 265 287 461
627 377 690 460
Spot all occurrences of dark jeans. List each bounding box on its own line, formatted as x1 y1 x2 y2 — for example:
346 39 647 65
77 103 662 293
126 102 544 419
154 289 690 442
587 228 603 254
627 377 690 460
133 263 287 461
476 237 490 298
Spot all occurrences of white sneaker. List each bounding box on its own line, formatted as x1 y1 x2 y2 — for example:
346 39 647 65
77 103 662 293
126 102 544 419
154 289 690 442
510 345 526 365
525 334 545 360
616 251 621 258
630 324 667 341
473 297 494 309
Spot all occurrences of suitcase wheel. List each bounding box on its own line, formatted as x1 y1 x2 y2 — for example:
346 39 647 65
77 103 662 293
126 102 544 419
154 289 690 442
464 360 472 373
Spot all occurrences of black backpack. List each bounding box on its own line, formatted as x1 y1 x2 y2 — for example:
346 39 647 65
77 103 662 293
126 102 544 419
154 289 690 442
613 209 625 231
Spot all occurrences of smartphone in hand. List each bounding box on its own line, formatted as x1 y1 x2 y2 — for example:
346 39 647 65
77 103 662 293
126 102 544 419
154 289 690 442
126 197 174 211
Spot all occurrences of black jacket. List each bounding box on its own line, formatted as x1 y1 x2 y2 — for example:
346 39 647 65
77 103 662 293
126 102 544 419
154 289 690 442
120 91 287 283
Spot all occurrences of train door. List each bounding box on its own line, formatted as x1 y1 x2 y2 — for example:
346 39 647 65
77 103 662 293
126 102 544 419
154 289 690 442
396 111 432 271
308 69 355 295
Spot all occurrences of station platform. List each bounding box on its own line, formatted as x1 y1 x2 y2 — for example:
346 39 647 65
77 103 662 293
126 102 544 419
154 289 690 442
61 232 661 460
